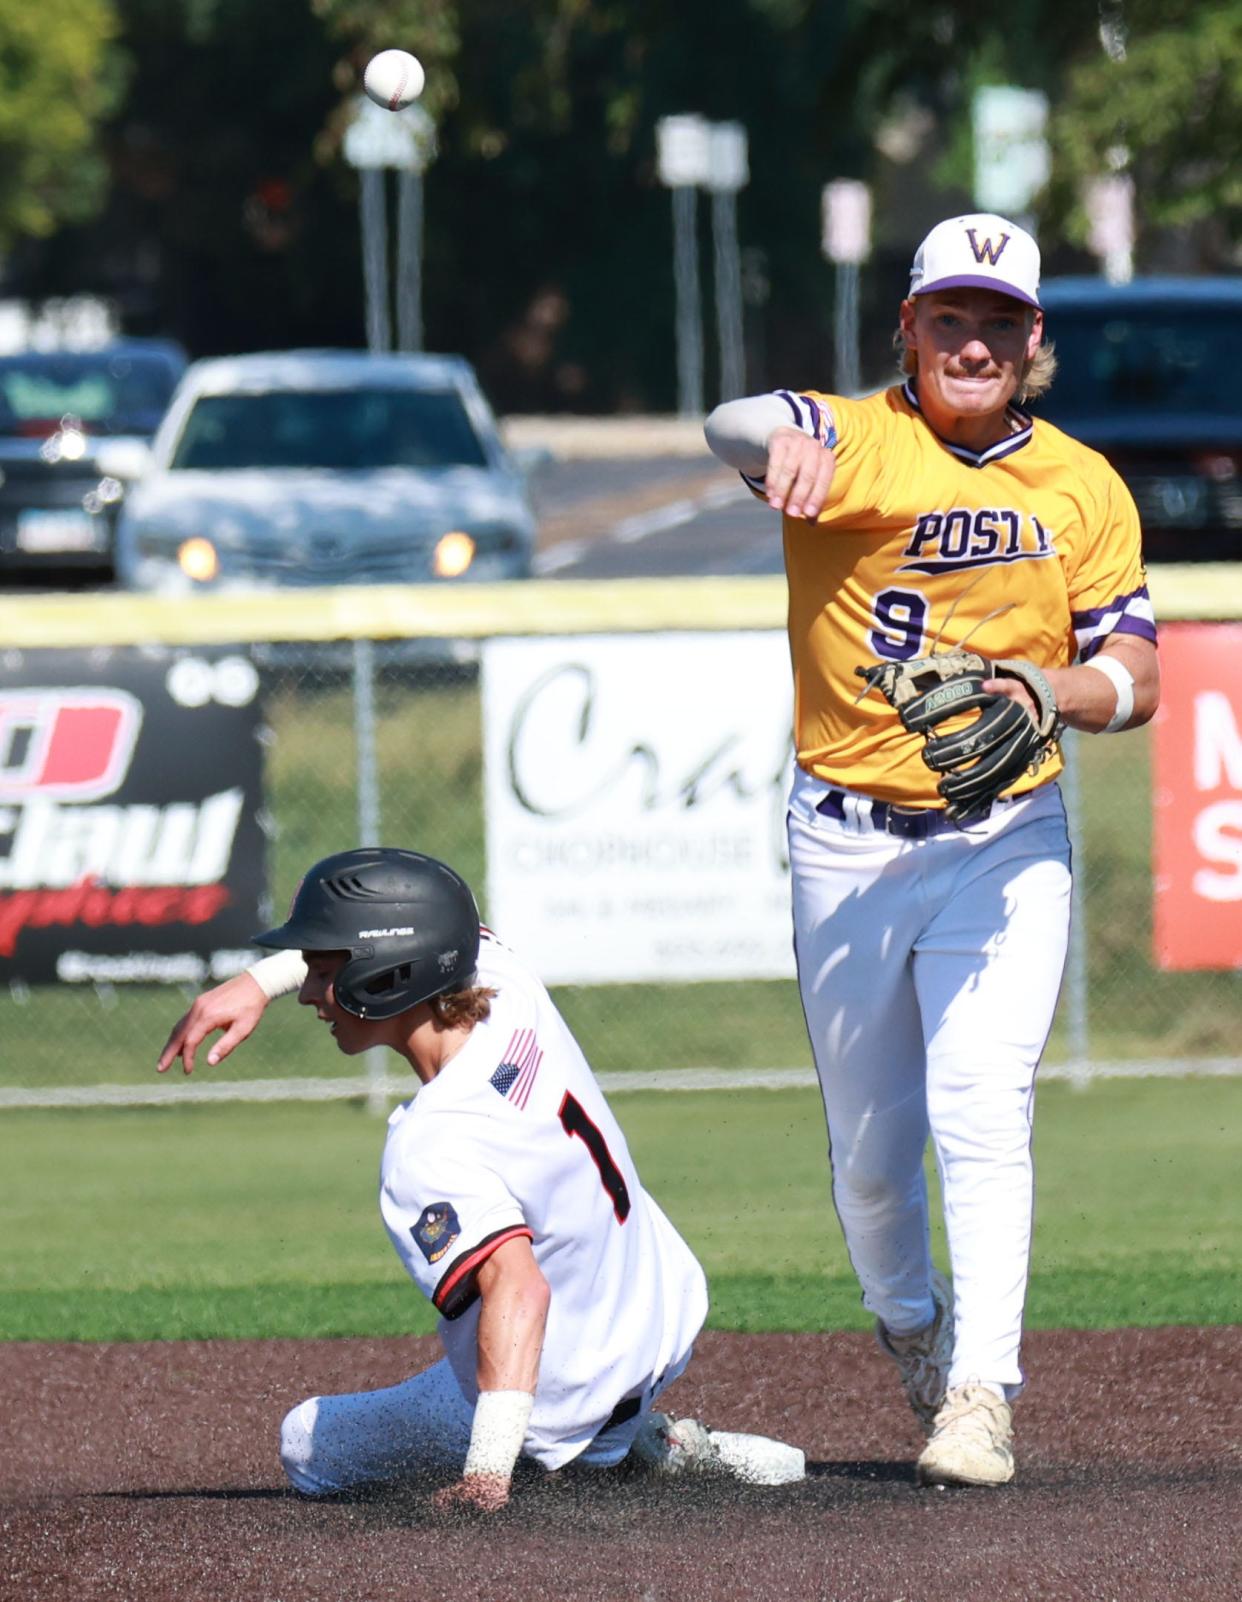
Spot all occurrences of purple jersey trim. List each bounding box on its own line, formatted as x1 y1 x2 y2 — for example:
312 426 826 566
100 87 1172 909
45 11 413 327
902 380 1034 468
965 431 1031 465
749 391 837 487
774 388 836 445
1113 612 1159 642
1078 614 1159 659
775 389 808 429
1071 584 1154 631
1072 583 1158 659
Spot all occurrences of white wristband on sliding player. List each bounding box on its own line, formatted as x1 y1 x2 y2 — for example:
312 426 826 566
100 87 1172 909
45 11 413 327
247 948 308 999
1081 654 1135 733
463 1390 533 1479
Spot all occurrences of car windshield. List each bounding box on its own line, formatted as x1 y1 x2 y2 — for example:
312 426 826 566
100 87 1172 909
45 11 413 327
170 387 492 470
0 351 180 437
1039 307 1240 419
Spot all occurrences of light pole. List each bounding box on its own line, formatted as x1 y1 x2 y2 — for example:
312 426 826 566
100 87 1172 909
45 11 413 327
656 115 711 418
343 96 438 354
821 179 871 396
396 167 424 349
706 122 749 402
358 166 390 352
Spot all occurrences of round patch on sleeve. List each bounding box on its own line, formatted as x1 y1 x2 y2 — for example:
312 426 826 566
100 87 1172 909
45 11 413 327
411 1202 461 1264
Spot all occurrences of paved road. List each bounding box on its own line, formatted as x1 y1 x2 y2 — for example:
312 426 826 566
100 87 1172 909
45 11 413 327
527 454 782 578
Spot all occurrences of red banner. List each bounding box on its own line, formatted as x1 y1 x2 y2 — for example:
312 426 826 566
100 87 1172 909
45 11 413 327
1152 623 1242 970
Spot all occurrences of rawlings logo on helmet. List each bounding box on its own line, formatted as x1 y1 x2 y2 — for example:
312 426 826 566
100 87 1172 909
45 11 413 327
252 847 481 1021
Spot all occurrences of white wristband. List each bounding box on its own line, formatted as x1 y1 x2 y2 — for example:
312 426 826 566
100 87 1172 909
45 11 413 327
1081 654 1135 733
247 949 308 1000
463 1390 533 1479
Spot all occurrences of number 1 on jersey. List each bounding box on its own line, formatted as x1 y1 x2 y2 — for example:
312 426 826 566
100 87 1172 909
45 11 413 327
558 1092 631 1222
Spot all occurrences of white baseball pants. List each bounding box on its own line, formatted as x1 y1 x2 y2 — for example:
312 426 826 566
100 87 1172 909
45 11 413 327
280 1358 474 1494
787 767 1072 1398
279 1355 675 1494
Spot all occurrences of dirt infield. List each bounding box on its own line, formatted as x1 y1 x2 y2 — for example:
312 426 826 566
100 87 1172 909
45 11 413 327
3 1326 1239 1602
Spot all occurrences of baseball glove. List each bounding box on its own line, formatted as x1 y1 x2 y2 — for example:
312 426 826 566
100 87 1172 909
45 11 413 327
855 647 1063 823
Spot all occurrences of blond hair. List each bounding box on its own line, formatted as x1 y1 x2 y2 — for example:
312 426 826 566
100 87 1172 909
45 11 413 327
893 330 1058 403
430 985 496 1027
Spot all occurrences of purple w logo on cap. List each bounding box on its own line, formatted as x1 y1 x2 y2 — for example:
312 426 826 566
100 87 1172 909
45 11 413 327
965 228 1010 265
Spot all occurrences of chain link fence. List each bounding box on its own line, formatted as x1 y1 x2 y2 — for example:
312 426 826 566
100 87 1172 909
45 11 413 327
1 587 1238 1108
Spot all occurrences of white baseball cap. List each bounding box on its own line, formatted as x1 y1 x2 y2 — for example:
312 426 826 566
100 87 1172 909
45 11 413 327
908 213 1041 308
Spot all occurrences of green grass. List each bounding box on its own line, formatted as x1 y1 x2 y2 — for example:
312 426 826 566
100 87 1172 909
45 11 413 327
265 674 487 896
0 979 817 1089
2 1078 1237 1341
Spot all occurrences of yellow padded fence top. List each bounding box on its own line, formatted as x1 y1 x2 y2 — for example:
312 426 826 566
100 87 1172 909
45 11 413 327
0 577 786 647
0 566 1238 650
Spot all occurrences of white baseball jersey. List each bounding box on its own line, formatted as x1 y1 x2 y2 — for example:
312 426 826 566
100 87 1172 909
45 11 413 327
379 931 708 1471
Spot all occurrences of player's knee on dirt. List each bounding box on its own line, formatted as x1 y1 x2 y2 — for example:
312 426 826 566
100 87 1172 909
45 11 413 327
280 1397 330 1495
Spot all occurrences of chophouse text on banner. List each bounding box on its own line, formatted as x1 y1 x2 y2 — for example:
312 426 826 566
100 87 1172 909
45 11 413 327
482 632 795 984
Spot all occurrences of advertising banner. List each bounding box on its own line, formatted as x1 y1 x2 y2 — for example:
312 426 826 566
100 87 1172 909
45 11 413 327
1152 623 1242 970
0 647 266 985
481 632 795 984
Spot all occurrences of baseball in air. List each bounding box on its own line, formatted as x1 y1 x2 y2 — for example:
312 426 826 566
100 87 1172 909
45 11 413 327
363 49 425 111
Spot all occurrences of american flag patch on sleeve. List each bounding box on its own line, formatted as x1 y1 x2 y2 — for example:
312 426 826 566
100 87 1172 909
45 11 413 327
488 1028 543 1109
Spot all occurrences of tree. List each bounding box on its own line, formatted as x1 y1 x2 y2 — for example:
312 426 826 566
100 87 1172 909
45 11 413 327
309 0 856 408
16 0 361 350
27 0 1235 407
1050 2 1242 257
0 0 121 248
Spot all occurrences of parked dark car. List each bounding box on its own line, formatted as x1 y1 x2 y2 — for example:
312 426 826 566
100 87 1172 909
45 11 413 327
1035 277 1242 562
0 339 187 587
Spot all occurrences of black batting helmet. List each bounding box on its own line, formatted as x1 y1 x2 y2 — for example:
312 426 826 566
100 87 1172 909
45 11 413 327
253 847 481 1020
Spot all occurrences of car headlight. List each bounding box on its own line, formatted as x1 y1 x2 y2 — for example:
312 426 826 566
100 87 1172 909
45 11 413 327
178 537 219 582
433 530 476 577
432 523 531 579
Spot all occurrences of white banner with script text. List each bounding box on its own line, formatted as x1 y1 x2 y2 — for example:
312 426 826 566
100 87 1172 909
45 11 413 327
481 633 795 984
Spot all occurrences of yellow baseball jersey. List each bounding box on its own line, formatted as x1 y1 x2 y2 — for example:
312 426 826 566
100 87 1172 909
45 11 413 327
748 382 1156 807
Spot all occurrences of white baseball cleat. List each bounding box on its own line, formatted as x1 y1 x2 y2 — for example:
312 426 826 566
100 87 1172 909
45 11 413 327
876 1269 954 1433
631 1413 805 1486
631 1412 718 1475
916 1383 1015 1487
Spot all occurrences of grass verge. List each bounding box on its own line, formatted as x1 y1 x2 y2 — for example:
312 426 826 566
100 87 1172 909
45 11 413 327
2 1079 1237 1340
3 1265 1235 1344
